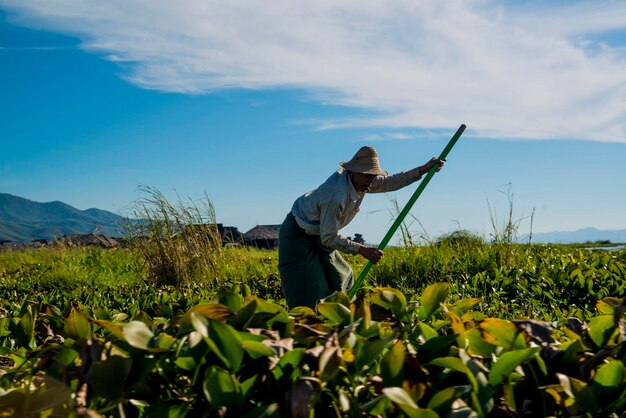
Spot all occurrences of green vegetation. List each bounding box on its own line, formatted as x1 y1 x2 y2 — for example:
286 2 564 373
0 242 625 416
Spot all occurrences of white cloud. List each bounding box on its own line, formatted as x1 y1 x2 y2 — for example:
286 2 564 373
2 0 626 142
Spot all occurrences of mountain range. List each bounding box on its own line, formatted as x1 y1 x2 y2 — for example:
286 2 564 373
0 193 127 242
1 193 625 244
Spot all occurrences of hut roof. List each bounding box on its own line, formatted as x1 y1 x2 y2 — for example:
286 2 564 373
244 225 281 240
55 234 122 248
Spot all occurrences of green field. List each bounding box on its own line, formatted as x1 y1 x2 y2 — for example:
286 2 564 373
1 242 625 417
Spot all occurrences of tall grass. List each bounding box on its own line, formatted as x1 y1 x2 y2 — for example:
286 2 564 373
123 186 223 285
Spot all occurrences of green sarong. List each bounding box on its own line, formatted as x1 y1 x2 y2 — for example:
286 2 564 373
278 212 354 309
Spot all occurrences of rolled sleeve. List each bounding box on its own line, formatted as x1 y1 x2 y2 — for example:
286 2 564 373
319 198 362 254
369 166 422 193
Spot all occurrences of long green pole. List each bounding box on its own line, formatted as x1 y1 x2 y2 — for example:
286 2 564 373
347 124 466 299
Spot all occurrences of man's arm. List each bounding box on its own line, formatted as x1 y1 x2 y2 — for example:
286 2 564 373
319 198 362 254
369 157 444 193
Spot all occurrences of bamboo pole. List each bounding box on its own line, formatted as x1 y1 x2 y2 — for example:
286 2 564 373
347 124 466 299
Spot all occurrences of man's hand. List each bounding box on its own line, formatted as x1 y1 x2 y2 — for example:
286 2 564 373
420 157 445 174
358 246 384 264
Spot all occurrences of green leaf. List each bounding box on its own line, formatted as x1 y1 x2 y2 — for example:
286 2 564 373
88 356 133 400
175 356 197 371
594 360 625 387
356 337 391 370
319 347 342 381
321 291 351 307
596 297 622 315
123 321 154 350
272 348 306 380
63 306 91 340
591 360 626 405
203 365 242 409
217 291 243 311
317 302 351 325
242 340 275 359
28 378 72 414
179 303 235 333
380 340 406 387
488 347 540 386
427 357 468 374
15 312 36 349
588 315 617 348
54 347 79 367
466 328 497 357
375 288 408 316
427 385 472 415
93 319 125 340
418 282 450 321
207 318 244 373
382 387 439 418
382 386 418 408
479 318 527 351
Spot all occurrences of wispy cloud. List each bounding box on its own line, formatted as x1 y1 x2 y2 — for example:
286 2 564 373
2 0 625 142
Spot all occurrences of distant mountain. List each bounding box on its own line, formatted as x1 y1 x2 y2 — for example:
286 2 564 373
520 227 626 244
0 193 127 242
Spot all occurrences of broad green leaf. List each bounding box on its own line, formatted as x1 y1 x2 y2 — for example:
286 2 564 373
180 303 235 331
382 387 438 418
417 322 439 341
319 347 342 381
317 302 351 325
380 340 406 387
557 373 598 414
123 321 154 350
356 337 392 370
175 356 197 371
63 306 91 340
488 347 540 386
588 315 617 348
88 356 132 400
593 360 625 387
459 349 493 416
420 335 458 363
15 312 36 349
203 365 242 409
93 319 125 340
242 340 275 359
382 386 418 408
217 291 243 311
591 360 626 405
427 385 472 415
375 288 408 316
321 291 351 307
479 318 527 351
451 298 482 316
272 348 306 380
596 297 622 315
448 311 467 348
427 357 468 374
418 282 450 321
207 318 244 373
29 383 72 414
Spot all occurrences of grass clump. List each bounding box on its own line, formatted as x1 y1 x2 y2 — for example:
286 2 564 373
123 186 223 286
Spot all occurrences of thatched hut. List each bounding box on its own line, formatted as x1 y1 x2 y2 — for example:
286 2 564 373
244 225 281 249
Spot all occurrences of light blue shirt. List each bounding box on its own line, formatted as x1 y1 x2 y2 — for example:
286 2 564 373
291 166 423 253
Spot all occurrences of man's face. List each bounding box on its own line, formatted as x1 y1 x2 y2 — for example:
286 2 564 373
351 172 377 193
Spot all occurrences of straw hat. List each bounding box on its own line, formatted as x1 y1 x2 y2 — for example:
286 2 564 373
340 146 388 176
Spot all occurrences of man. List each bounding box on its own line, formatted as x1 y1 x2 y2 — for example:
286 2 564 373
278 146 444 309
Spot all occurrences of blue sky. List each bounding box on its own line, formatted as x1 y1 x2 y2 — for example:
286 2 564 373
1 1 625 244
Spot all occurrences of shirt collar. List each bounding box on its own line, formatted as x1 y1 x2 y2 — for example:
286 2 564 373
342 169 362 202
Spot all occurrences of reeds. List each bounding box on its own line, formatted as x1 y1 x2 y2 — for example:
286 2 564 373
122 186 222 285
